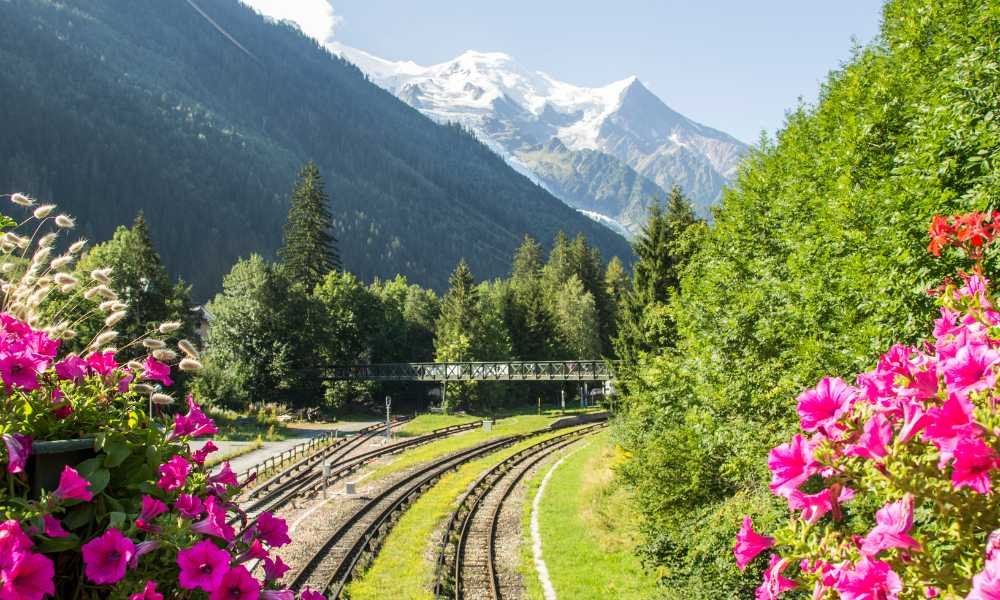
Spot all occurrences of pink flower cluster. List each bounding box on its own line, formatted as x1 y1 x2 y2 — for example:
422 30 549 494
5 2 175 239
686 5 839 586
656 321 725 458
0 312 320 599
734 265 1000 597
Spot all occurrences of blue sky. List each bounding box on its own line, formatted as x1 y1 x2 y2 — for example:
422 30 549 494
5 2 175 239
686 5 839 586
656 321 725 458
242 1 884 144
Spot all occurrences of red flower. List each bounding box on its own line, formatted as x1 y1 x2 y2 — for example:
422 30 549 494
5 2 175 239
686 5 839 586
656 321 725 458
954 212 992 254
927 215 955 257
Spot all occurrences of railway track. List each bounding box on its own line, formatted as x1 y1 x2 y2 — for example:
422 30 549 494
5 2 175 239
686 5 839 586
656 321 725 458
235 418 484 528
289 418 607 599
288 432 532 597
433 423 605 599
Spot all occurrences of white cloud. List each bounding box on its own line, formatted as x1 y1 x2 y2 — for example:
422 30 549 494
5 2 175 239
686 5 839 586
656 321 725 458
241 0 343 43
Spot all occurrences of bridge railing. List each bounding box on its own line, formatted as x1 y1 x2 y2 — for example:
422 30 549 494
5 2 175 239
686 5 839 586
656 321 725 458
319 360 618 382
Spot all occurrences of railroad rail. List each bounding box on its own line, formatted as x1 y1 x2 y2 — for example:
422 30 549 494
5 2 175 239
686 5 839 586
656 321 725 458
289 433 533 597
316 360 619 382
233 418 409 528
432 423 606 599
234 418 484 530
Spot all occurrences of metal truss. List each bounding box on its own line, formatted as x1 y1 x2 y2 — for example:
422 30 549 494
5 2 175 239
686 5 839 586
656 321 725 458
322 360 617 382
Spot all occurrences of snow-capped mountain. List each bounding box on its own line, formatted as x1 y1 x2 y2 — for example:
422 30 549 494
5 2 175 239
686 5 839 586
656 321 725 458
332 44 748 236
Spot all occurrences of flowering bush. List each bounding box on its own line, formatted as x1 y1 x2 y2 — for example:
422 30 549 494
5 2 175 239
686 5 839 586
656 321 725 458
0 194 322 599
733 213 1000 599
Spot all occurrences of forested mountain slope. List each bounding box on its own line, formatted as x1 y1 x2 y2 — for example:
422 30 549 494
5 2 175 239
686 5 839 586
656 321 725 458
0 0 632 298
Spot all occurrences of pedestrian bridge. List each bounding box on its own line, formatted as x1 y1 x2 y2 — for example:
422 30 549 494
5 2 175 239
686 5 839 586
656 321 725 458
320 360 618 382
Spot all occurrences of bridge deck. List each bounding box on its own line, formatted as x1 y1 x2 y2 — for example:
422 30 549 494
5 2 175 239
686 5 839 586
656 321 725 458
322 360 616 382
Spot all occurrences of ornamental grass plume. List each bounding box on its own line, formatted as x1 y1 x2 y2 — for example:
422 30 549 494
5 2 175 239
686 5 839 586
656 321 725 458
735 212 1000 599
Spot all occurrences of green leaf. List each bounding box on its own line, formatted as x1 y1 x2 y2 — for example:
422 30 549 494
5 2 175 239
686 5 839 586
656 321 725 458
85 468 111 496
108 511 126 530
103 495 124 514
103 442 131 468
62 504 93 530
36 536 81 553
75 457 103 477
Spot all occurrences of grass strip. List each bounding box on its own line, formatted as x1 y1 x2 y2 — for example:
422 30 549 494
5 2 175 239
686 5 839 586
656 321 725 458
394 413 481 437
519 430 658 600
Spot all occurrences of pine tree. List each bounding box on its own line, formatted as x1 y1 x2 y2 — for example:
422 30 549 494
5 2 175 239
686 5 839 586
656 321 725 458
614 186 701 363
278 161 340 290
433 259 481 412
434 259 480 359
509 236 556 360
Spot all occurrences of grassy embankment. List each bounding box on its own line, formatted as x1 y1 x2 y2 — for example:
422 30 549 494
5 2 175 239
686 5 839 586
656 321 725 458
345 422 588 600
520 430 658 599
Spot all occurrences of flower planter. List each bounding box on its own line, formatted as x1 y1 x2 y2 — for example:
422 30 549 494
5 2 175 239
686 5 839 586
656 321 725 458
28 438 95 499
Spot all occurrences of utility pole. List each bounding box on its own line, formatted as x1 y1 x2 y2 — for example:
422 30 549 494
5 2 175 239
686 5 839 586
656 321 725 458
560 388 565 414
385 396 392 442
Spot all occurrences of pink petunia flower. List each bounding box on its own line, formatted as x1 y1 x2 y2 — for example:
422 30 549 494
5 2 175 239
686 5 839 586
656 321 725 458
50 389 72 420
156 455 190 493
117 373 134 393
210 462 239 489
755 554 797 600
177 539 231 592
0 521 33 564
787 487 854 525
192 441 219 465
171 397 219 439
796 377 856 434
209 565 260 600
174 494 204 519
191 496 236 541
130 540 160 568
0 352 47 391
845 414 892 461
129 581 164 600
835 558 902 600
255 512 291 548
142 356 173 387
261 591 295 600
42 515 69 539
767 435 817 498
263 555 291 581
923 395 976 466
140 495 168 521
941 340 1000 400
3 433 32 475
299 589 326 600
54 355 89 383
861 495 920 557
970 556 1000 599
81 528 136 585
0 551 55 600
898 399 932 444
951 436 998 494
136 495 169 532
85 351 118 377
54 466 93 502
236 539 269 564
733 516 774 571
